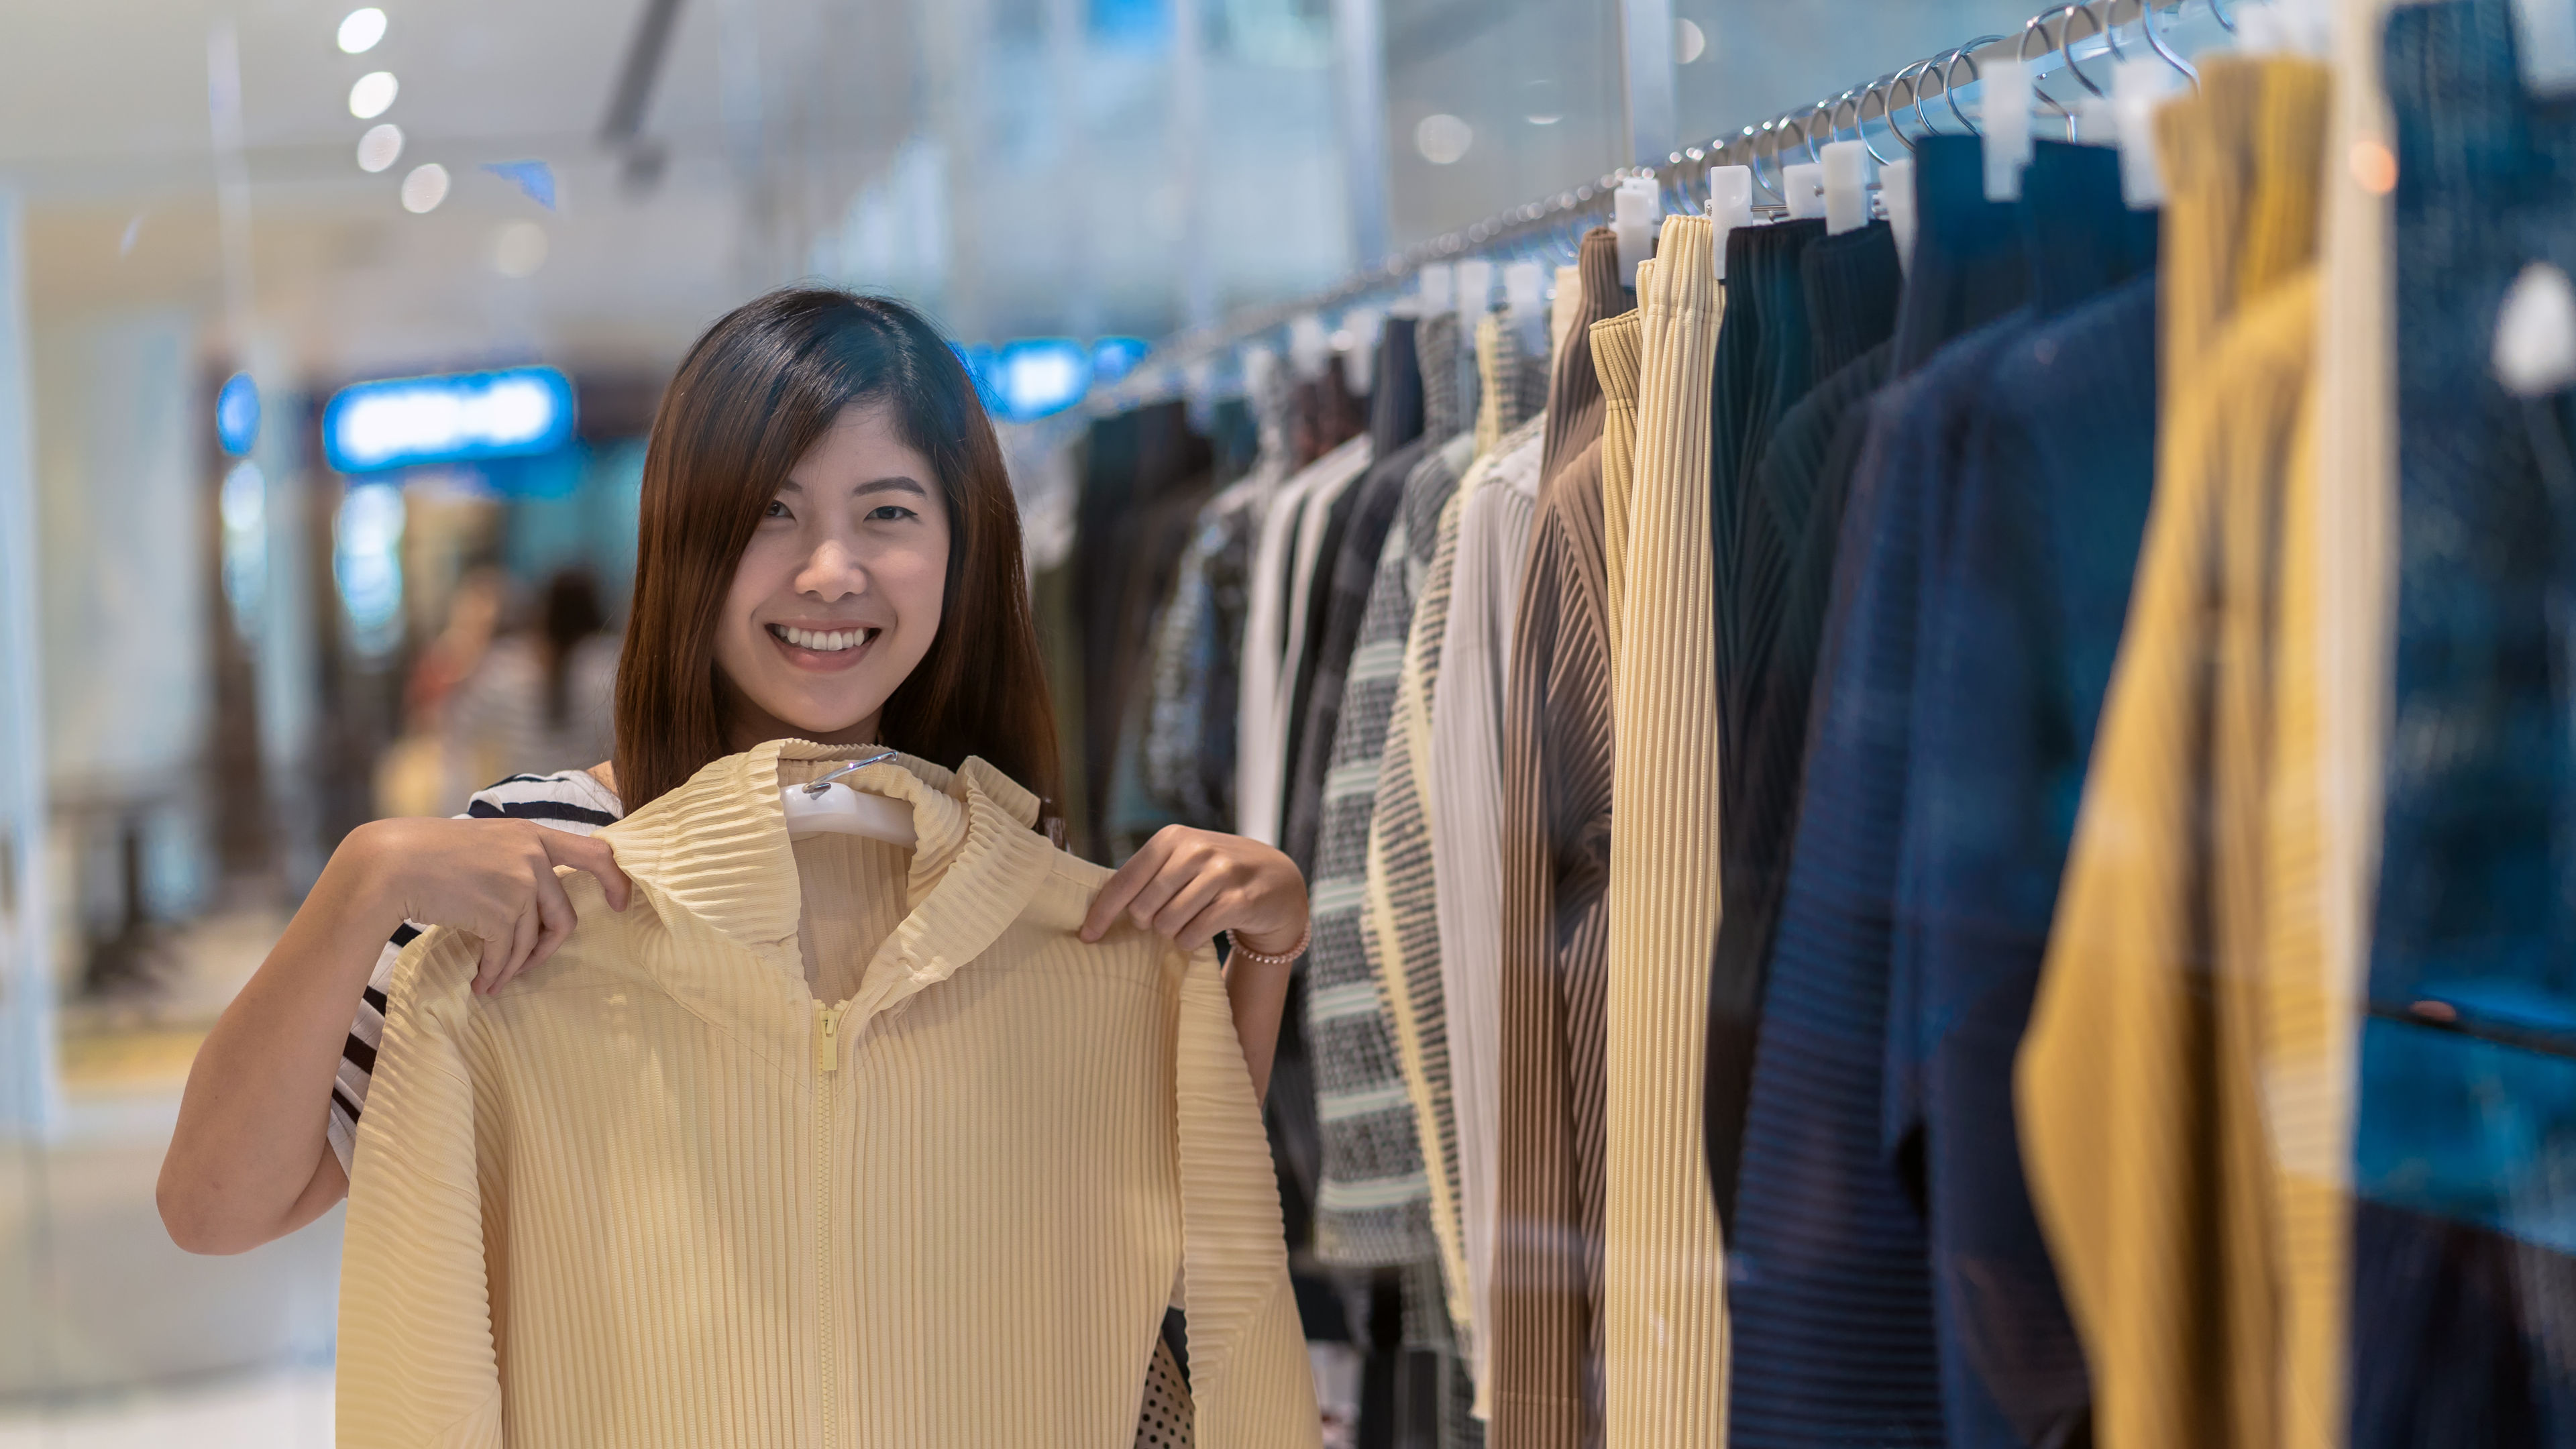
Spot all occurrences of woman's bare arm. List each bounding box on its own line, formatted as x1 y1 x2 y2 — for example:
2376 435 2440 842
158 818 627 1254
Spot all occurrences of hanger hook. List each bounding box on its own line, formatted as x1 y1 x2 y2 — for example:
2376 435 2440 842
805 749 904 796
2057 3 2109 97
1830 90 1862 147
2019 11 2078 131
1889 58 1933 147
1857 79 1897 164
2208 0 2236 32
1750 121 1786 203
2140 0 2201 87
1941 38 2002 137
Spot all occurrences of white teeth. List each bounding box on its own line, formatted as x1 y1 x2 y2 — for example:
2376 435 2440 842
773 625 875 653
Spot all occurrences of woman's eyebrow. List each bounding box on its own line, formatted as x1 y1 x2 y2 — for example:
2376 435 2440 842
852 476 928 496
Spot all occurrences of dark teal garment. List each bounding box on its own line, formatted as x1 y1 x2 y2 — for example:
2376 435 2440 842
2360 0 2576 1441
1703 222 1904 1233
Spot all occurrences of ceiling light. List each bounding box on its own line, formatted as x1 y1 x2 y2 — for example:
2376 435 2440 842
1414 113 1473 166
400 162 449 213
349 70 398 119
356 123 403 172
492 221 548 278
338 7 387 54
1676 18 1707 64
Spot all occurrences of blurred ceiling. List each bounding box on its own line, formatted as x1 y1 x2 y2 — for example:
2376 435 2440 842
0 0 835 382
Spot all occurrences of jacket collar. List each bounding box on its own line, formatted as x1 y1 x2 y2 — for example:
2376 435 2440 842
600 740 1055 1023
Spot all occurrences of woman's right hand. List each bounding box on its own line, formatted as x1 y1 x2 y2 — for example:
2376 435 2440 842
345 816 632 995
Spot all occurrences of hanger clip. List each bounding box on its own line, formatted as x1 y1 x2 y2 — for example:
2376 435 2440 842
1708 164 1753 280
1821 140 1874 235
2514 0 2576 96
1782 161 1825 220
1984 54 2035 202
1880 158 1918 276
1612 176 1661 286
2497 262 2576 397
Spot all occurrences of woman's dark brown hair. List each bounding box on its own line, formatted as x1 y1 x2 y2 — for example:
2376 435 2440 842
613 287 1060 812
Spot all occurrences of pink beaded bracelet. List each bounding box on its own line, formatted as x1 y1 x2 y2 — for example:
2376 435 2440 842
1226 921 1311 968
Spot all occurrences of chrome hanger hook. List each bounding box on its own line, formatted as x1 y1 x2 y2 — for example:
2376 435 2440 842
2057 2 2109 97
2140 0 2201 87
804 749 903 797
1750 121 1786 203
1890 56 1936 147
1857 79 1898 165
2208 0 2237 32
1941 38 2003 137
2019 10 2078 139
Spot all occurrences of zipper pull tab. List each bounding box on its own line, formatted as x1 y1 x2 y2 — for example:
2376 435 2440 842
814 1002 841 1075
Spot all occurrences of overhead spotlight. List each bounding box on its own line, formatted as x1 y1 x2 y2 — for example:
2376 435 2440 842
400 162 449 213
356 123 403 172
349 70 398 119
492 221 548 278
338 7 387 54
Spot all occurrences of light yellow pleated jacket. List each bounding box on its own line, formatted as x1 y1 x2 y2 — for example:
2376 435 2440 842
337 740 1316 1449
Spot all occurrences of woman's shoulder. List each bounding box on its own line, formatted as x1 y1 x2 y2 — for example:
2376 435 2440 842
461 766 623 835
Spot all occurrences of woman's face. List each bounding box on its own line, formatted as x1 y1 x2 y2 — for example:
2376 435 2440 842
712 402 951 748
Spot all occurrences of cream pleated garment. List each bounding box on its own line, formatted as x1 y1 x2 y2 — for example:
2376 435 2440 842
338 741 1316 1448
1601 211 1729 1446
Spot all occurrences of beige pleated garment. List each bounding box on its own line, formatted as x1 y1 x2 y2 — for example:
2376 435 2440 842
1601 212 1730 1447
338 742 1317 1448
1591 308 1645 675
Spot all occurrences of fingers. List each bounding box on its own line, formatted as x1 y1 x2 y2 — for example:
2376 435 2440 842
1082 830 1175 942
1149 871 1228 943
543 833 632 912
524 865 580 973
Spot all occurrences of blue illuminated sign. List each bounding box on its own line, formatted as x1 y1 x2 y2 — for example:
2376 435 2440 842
994 339 1091 422
216 372 260 455
323 366 576 473
1090 337 1149 384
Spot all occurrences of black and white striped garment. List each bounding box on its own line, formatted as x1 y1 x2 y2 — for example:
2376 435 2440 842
325 767 623 1174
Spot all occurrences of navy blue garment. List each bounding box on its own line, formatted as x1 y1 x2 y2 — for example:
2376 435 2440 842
2361 0 2576 1440
1703 224 1904 1233
1707 134 2032 1239
1890 140 2157 1448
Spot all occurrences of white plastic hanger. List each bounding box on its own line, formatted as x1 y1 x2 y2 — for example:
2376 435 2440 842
1709 164 1754 281
1613 175 1661 286
782 751 918 848
1821 140 1874 235
1880 158 1919 275
1984 53 2035 201
1782 161 1826 219
2514 0 2576 94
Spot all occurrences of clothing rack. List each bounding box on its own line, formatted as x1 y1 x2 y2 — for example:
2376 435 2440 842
1107 0 2233 396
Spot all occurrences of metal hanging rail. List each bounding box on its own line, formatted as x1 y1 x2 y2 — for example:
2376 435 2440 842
1121 0 2224 386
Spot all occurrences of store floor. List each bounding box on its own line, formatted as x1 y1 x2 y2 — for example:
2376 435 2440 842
1 908 341 1443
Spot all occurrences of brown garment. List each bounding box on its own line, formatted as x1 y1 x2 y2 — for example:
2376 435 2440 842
1493 227 1626 1449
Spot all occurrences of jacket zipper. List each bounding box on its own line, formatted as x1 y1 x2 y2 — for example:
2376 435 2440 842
814 1000 843 1448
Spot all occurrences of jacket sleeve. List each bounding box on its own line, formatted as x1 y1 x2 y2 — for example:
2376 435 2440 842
335 927 504 1448
1171 942 1324 1447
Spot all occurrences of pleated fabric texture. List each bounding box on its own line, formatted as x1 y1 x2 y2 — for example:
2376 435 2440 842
1723 130 2033 1449
2350 1 2576 1438
2294 0 2395 1442
1701 219 1901 1234
1889 140 2157 1449
1596 213 1730 1449
338 740 1318 1448
1427 417 1547 1410
1591 309 1644 675
1360 431 1480 1332
1491 227 1624 1449
2017 57 2333 1449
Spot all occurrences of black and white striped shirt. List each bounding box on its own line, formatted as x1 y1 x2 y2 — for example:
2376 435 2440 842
325 767 624 1173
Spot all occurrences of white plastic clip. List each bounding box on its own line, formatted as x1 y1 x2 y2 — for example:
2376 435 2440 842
1708 165 1753 280
1782 161 1825 219
1287 315 1331 381
1822 140 1874 235
1984 54 2034 202
1612 175 1662 286
1416 262 1454 318
1454 258 1495 327
2114 58 2176 210
1880 158 1918 276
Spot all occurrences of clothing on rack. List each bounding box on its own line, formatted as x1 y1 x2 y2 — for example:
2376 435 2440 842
2348 0 2576 1438
1492 225 1626 1449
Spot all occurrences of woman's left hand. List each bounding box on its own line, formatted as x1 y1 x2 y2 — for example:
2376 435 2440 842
1080 826 1309 957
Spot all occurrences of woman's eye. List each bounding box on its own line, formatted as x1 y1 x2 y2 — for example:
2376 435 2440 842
763 499 792 519
867 504 916 522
